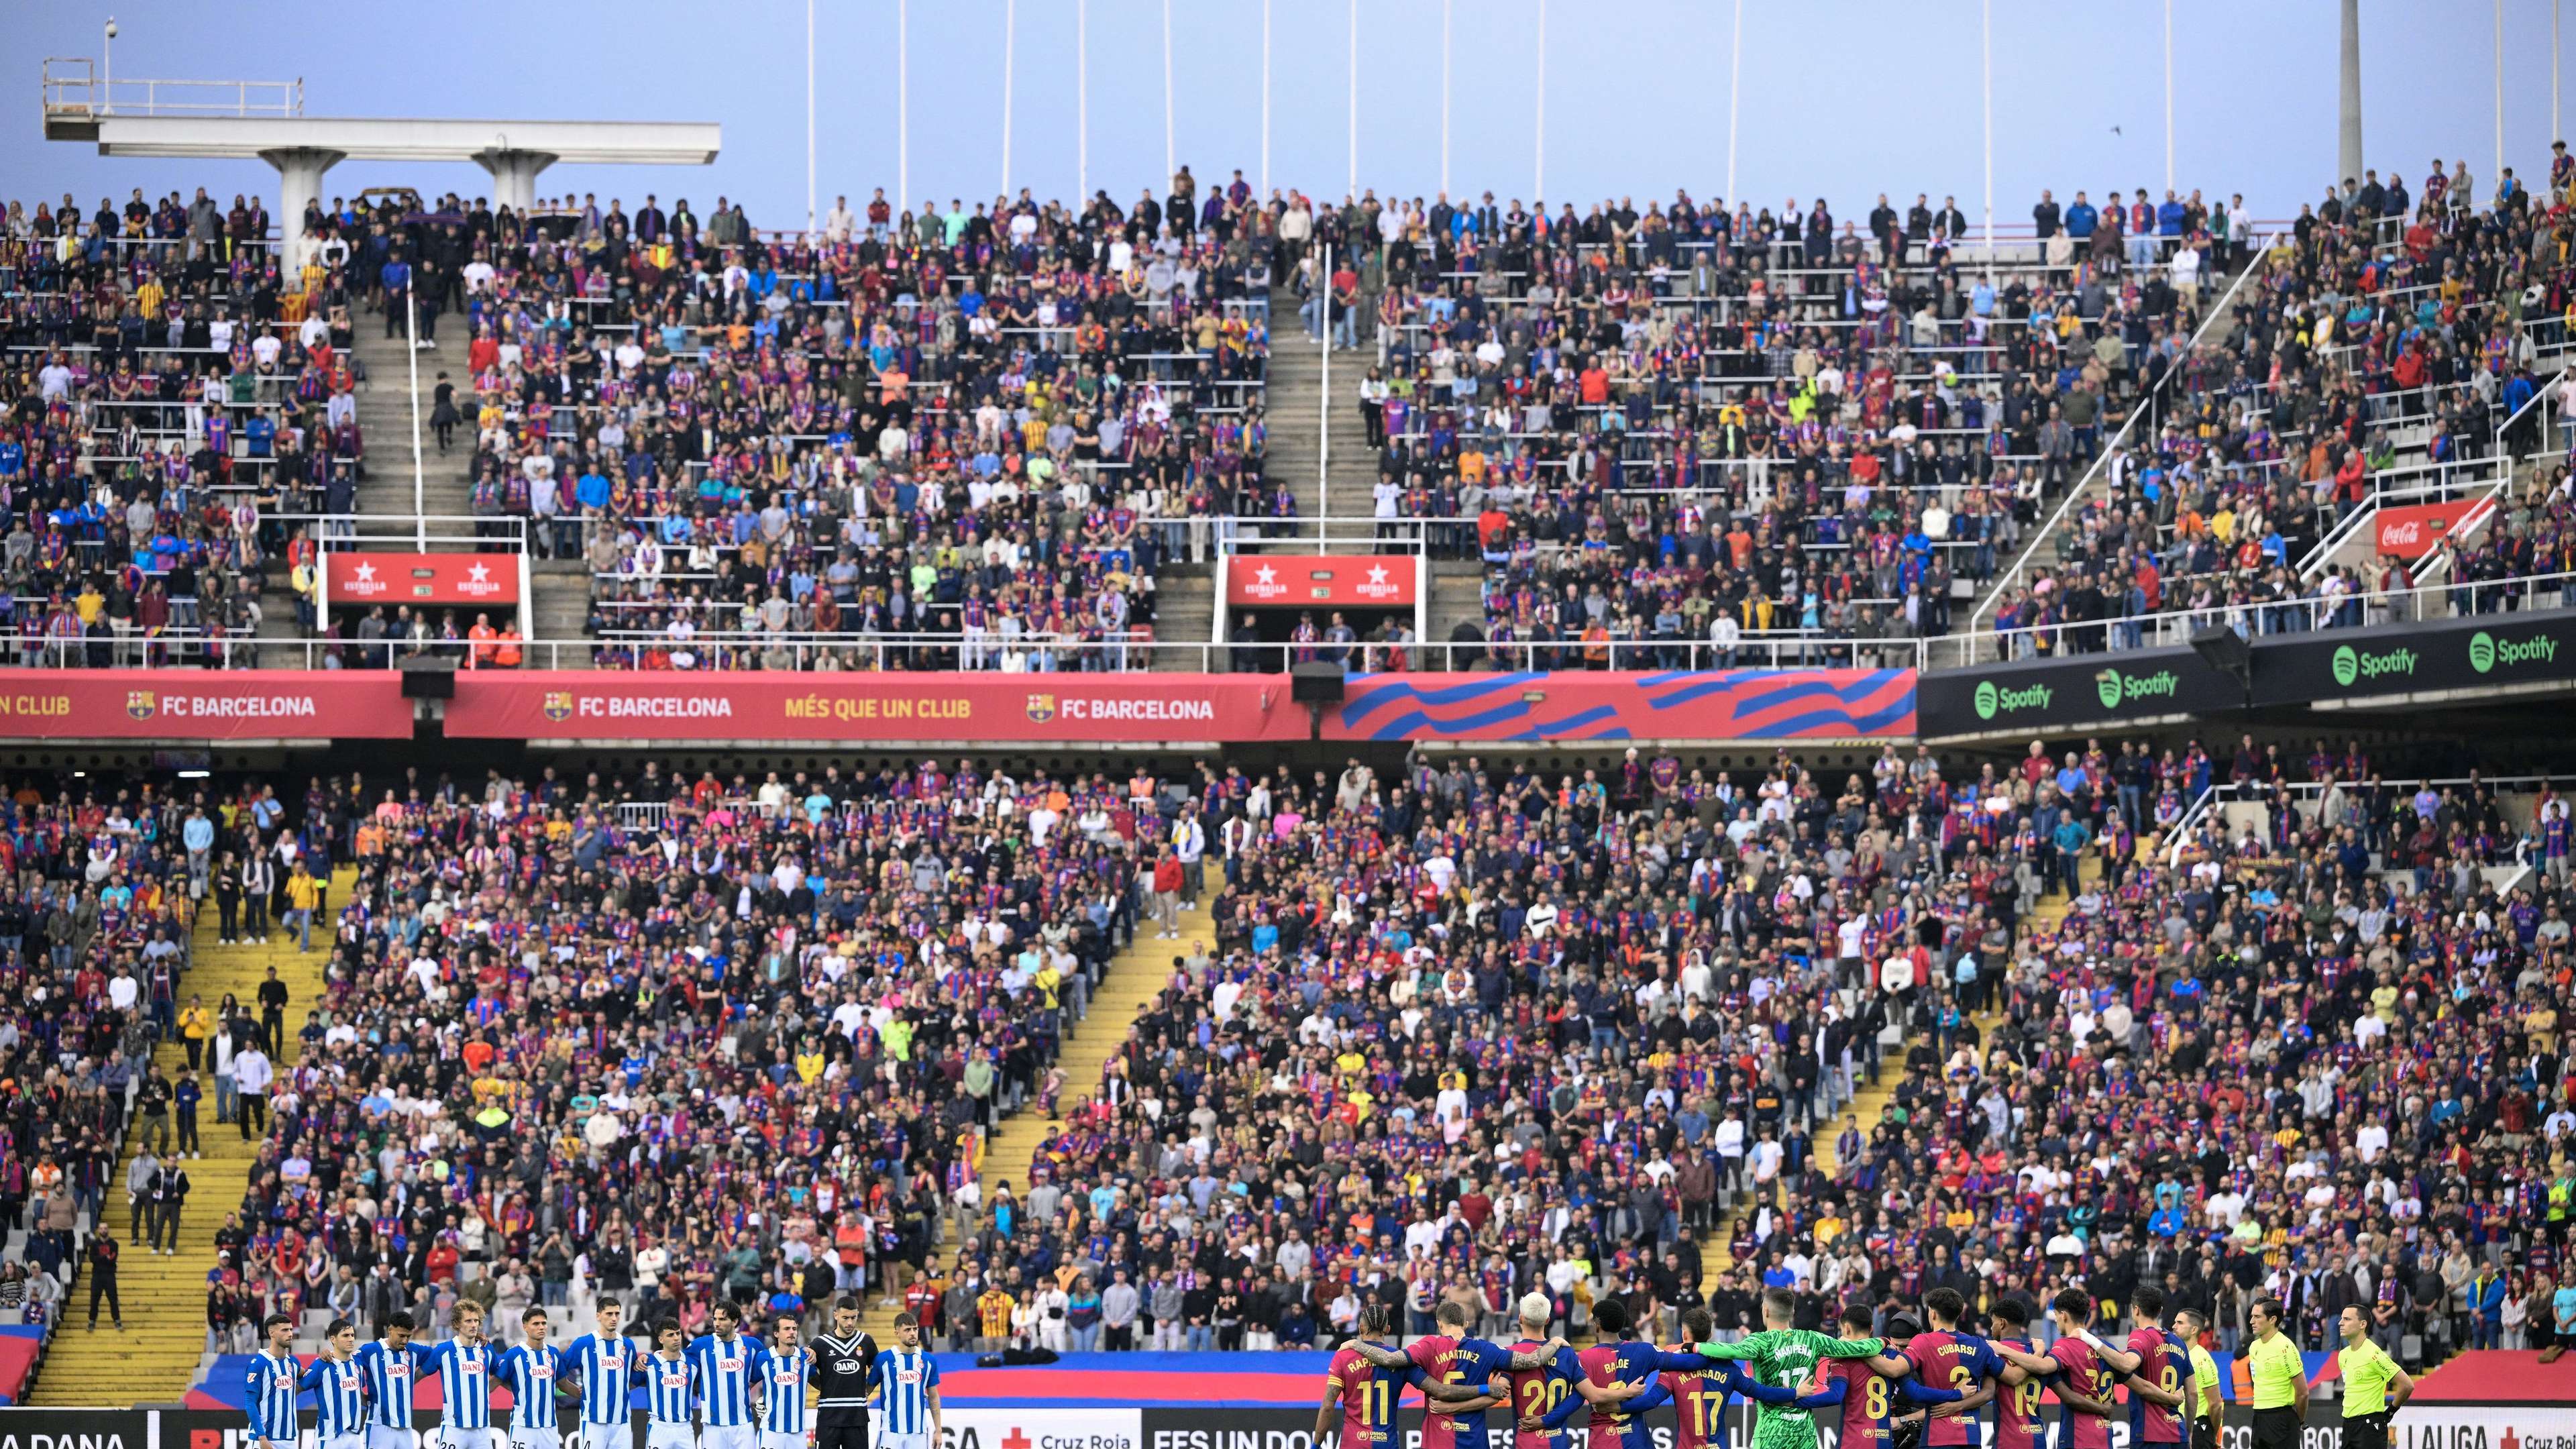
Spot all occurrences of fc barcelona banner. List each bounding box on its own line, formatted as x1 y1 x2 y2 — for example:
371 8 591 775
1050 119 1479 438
444 670 1918 745
0 672 413 741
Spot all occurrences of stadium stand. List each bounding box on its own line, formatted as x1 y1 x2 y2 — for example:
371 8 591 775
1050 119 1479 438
1968 164 2576 660
13 169 2576 1430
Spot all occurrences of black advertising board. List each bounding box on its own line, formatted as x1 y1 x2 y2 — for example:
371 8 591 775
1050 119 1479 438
2251 608 2576 705
0 1410 150 1449
1924 608 2576 738
1918 645 2237 737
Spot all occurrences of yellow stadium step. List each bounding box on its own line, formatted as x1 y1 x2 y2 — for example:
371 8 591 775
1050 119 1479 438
28 866 355 1406
853 900 1209 1342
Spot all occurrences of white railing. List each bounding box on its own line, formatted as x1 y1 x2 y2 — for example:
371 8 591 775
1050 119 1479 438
40 58 302 120
2163 773 2574 871
2294 453 2518 577
1927 568 2576 671
1966 229 2283 634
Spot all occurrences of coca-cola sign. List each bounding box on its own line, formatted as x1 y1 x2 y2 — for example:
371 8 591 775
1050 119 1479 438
2375 499 2487 559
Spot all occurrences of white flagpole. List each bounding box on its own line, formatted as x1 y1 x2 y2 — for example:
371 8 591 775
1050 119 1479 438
2163 0 2174 194
1983 0 1996 282
1440 0 1452 197
1725 0 1744 204
1534 0 1547 205
1347 0 1358 197
1163 0 1177 184
1261 0 1273 197
897 0 909 217
1002 0 1016 197
1078 0 1089 201
805 0 816 235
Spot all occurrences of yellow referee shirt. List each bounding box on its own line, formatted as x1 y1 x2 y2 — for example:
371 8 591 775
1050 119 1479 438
2190 1342 2221 1419
2339 1338 2400 1417
2248 1331 2303 1410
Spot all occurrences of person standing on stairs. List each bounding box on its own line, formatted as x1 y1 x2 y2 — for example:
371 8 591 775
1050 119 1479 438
84 1229 120 1331
233 1038 273 1142
174 1068 203 1159
241 853 274 947
258 964 290 1049
124 1144 160 1245
146 1149 189 1255
382 252 414 343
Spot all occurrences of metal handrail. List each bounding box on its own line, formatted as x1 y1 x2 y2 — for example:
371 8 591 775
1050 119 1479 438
40 60 302 120
1965 229 2283 636
1927 568 2576 671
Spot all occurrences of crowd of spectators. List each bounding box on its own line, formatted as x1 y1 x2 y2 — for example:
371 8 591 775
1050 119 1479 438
189 759 1183 1352
1987 160 2576 657
1 189 369 667
1289 188 2247 669
0 731 2549 1379
0 777 298 1331
424 176 1278 674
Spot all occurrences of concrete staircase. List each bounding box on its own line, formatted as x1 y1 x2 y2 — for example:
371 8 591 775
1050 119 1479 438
530 559 595 669
849 900 1210 1343
1426 559 1485 669
27 867 353 1407
349 324 474 524
1258 286 1375 541
1151 570 1218 672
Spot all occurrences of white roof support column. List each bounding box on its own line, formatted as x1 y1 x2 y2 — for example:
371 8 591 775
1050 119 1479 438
472 148 560 215
56 117 720 257
259 144 344 270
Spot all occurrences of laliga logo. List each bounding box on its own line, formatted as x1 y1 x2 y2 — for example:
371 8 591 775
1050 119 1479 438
542 692 576 722
125 690 157 720
1026 693 1057 724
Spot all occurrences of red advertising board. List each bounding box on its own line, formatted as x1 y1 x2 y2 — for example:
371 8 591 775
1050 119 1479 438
446 669 1916 744
0 672 413 740
2374 499 2486 558
327 552 520 606
1228 555 1419 608
445 673 1308 743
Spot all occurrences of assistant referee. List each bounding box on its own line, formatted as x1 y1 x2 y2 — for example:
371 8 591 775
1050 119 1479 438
2335 1305 2416 1449
2247 1297 2308 1449
2176 1309 2222 1449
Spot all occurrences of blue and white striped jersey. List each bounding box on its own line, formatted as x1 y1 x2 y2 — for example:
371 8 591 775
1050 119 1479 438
497 1344 569 1432
644 1352 696 1426
244 1350 301 1442
300 1354 372 1439
751 1346 812 1436
871 1350 938 1438
428 1340 499 1431
353 1340 441 1429
564 1333 640 1426
688 1334 765 1429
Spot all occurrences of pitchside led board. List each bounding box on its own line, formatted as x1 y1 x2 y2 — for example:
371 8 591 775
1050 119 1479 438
114 1401 2575 1449
1922 608 2576 737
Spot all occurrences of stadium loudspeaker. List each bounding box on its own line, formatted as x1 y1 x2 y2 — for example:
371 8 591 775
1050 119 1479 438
1290 663 1348 704
400 658 460 699
2188 625 2253 688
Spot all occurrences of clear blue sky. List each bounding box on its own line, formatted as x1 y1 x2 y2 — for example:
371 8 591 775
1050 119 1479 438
2 0 2561 233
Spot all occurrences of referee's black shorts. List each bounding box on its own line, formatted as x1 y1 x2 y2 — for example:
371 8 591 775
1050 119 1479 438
816 1417 871 1449
2193 1415 2221 1449
2254 1405 2304 1449
2344 1411 2392 1449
